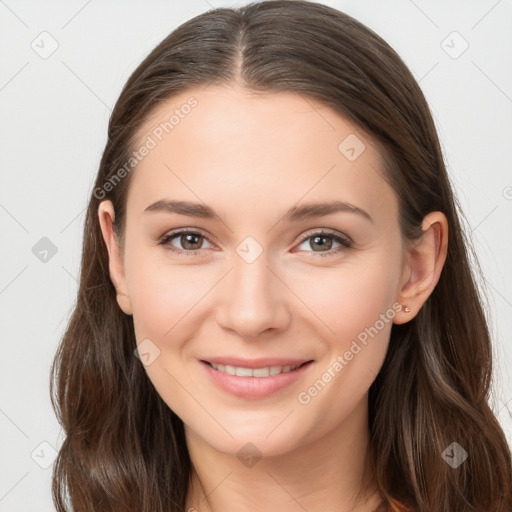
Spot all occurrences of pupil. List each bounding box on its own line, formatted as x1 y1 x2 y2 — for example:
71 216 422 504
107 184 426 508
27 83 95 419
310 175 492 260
312 235 332 251
183 234 201 250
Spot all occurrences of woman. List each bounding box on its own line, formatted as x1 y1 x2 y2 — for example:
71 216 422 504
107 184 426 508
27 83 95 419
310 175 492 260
50 1 512 510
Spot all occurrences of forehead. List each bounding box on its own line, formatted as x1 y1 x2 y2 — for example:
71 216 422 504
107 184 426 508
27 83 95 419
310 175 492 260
126 85 397 225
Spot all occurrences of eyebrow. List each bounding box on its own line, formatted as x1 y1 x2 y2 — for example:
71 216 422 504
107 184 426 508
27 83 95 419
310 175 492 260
144 199 373 224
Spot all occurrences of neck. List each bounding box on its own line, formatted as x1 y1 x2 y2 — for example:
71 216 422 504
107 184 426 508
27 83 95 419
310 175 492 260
184 395 383 512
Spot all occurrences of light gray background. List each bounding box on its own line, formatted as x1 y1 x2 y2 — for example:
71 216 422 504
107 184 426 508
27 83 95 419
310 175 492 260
1 0 511 510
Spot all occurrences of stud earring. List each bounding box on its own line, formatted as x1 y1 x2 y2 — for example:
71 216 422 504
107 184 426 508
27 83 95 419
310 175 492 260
117 291 129 298
403 305 411 313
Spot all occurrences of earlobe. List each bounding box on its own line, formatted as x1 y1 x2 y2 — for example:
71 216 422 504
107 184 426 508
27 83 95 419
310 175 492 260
393 211 448 325
97 200 133 316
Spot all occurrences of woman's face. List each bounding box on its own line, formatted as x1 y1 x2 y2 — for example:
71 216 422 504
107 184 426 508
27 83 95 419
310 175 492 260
102 85 410 457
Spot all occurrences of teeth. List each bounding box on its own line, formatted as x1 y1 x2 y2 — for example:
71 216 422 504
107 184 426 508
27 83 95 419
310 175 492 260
209 362 302 377
224 365 236 376
235 366 253 377
253 367 270 377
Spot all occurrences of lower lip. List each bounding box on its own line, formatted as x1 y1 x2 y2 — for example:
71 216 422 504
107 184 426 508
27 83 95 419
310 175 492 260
200 361 314 399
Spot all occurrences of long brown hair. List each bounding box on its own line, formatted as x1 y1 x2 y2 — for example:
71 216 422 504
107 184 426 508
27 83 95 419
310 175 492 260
50 1 512 510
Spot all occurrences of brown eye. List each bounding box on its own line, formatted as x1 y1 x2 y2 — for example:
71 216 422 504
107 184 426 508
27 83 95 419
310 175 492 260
296 230 352 256
179 233 203 250
309 235 334 251
159 230 214 255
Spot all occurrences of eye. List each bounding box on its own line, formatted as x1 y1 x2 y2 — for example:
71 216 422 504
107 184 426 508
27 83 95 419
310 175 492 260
294 229 352 257
158 229 214 255
158 228 352 257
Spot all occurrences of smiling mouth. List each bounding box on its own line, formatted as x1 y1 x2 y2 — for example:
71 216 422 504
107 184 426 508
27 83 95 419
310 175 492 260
202 360 313 377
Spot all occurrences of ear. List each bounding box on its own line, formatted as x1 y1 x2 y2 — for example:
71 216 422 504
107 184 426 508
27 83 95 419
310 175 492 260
97 200 133 315
393 211 448 325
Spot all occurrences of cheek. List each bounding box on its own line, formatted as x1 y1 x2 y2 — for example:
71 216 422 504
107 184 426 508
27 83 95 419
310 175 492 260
126 258 211 412
124 238 214 341
307 273 394 401
290 252 401 345
290 262 399 437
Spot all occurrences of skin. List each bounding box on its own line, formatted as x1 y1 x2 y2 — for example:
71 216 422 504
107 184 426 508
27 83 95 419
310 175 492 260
98 85 448 512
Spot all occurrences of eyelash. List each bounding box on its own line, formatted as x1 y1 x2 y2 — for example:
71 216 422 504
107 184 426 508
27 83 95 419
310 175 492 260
157 228 353 257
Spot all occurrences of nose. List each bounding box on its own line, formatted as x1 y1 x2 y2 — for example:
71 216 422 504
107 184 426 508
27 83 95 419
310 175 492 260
215 253 291 340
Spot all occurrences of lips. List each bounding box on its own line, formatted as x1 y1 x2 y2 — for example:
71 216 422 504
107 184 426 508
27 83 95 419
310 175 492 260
199 357 315 399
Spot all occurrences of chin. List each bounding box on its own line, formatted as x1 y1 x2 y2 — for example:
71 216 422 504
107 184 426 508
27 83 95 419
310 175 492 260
186 414 312 461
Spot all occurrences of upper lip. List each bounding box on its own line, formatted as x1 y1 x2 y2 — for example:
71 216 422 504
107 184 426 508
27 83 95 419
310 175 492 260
201 357 313 368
